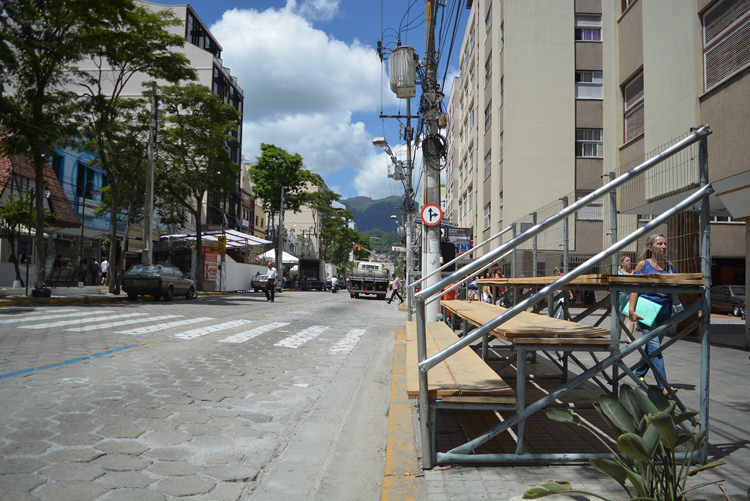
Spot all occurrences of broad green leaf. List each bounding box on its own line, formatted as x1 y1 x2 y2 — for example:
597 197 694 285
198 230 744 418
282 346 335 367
675 410 698 426
593 401 621 437
642 424 661 453
634 388 659 415
647 410 679 449
675 433 693 449
624 468 648 497
539 481 572 493
522 487 552 498
688 459 726 476
647 386 670 410
590 457 628 485
546 408 580 425
691 429 707 447
619 385 643 421
599 395 637 435
618 433 653 462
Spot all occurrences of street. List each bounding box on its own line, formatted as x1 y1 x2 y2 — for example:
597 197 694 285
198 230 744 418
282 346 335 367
0 291 401 500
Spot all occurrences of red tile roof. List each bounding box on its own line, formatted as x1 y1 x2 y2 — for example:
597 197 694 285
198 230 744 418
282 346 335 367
0 142 81 229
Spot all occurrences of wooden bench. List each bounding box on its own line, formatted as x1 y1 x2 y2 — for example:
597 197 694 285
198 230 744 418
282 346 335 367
404 321 515 403
45 267 77 288
440 300 613 346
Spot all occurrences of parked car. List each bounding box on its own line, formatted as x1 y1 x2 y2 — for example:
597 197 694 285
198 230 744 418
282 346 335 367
122 265 197 301
251 274 282 293
710 285 745 317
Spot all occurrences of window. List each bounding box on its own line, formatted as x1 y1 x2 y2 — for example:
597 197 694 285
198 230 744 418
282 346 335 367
576 190 603 220
485 52 492 84
468 188 473 211
484 151 492 179
51 155 63 180
703 0 750 91
575 15 602 41
459 198 464 218
500 77 504 106
575 129 603 157
469 109 475 130
500 132 503 161
500 22 504 50
484 100 492 131
499 192 503 222
575 71 603 99
623 72 644 142
484 203 491 230
622 0 636 13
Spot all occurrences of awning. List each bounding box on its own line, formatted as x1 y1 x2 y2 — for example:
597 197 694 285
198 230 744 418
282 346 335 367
260 249 299 264
160 229 271 249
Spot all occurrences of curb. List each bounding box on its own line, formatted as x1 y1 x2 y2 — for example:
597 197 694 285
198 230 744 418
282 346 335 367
0 291 228 307
381 325 420 500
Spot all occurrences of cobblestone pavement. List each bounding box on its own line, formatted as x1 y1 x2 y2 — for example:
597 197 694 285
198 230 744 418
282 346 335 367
0 292 400 500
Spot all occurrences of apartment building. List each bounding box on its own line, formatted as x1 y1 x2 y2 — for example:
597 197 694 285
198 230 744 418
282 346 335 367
445 0 606 275
445 0 747 283
610 0 748 284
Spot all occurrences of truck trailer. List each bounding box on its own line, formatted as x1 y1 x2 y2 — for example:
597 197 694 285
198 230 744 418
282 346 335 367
348 260 390 299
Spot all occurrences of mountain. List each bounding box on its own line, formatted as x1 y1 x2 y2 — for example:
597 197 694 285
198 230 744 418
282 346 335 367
342 195 401 233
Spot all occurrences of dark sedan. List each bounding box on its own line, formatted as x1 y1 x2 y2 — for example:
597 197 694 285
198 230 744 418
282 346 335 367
251 274 282 293
710 285 745 317
122 265 198 301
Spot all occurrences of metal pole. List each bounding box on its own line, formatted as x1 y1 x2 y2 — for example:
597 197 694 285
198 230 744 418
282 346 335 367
562 196 569 273
608 173 620 394
406 98 415 321
25 189 33 296
278 186 285 275
142 82 157 265
698 136 711 463
422 0 442 322
531 212 537 277
415 294 433 468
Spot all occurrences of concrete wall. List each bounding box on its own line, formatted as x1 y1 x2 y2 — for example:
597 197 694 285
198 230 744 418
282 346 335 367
221 262 267 292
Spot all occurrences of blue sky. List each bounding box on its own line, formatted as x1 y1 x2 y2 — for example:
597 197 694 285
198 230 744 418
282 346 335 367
155 0 465 201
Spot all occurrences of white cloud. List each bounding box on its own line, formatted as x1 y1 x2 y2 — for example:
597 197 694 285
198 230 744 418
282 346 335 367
210 3 400 200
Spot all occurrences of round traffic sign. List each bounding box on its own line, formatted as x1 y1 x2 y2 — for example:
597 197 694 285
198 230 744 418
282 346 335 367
421 204 443 226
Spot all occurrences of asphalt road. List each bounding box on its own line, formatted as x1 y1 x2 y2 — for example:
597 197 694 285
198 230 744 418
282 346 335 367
0 290 401 500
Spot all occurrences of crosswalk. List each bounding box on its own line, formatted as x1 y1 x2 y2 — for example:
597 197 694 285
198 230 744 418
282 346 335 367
0 308 367 354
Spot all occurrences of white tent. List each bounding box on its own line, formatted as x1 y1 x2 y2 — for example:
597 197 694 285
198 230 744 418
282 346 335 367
159 229 271 249
260 249 299 265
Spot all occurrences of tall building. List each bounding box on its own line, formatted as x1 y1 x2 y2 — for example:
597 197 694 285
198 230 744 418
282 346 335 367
446 0 606 275
445 0 747 282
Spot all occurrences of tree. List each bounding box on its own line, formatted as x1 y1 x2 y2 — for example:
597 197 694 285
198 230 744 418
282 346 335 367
248 144 322 268
0 0 137 289
0 191 49 286
157 83 241 291
306 189 364 268
74 5 196 293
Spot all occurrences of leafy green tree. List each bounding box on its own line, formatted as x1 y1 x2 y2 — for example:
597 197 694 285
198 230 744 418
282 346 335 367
248 144 322 267
0 0 136 288
0 191 49 286
74 5 196 293
156 83 241 291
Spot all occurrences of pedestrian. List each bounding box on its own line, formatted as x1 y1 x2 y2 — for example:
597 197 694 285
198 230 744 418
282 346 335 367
79 259 88 284
386 273 404 304
53 255 63 269
628 233 679 398
100 258 109 285
89 258 99 286
618 255 635 343
265 261 277 302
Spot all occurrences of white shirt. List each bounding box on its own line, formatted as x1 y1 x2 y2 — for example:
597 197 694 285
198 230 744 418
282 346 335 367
266 267 278 280
100 260 109 273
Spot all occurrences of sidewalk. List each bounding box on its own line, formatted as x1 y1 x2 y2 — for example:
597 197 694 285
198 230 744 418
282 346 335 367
382 311 750 501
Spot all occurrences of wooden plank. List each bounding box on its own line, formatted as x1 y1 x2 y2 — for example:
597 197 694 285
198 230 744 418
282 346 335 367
608 273 705 285
428 322 514 397
475 274 610 287
511 337 613 345
440 395 516 404
404 322 457 399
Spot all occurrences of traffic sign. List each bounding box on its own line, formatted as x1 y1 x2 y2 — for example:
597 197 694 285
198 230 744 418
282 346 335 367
218 235 226 253
421 204 442 226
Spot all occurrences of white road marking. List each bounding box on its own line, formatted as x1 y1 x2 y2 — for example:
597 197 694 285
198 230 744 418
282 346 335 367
117 317 215 335
329 328 367 354
19 312 147 329
219 322 290 344
0 310 114 324
274 325 329 348
65 315 183 332
173 319 255 340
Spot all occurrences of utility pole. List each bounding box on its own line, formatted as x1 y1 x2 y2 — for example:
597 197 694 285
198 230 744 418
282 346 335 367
277 187 285 274
405 98 415 321
142 82 157 265
422 0 443 321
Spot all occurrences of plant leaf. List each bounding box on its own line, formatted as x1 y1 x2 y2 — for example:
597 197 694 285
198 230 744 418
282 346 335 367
674 410 698 426
618 433 653 462
599 395 637 435
623 468 648 497
642 424 661 452
647 410 679 449
647 386 670 410
593 401 621 437
688 460 726 476
634 386 659 415
590 457 629 485
539 481 572 493
691 429 707 447
523 487 555 498
620 385 644 421
546 408 580 425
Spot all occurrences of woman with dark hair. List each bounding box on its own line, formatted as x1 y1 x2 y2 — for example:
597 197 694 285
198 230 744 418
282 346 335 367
628 233 678 397
618 255 635 343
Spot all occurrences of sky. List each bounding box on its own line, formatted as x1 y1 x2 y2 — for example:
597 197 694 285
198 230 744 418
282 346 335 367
155 0 465 202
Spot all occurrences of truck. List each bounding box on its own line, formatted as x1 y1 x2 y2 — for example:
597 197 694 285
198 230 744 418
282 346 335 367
347 260 390 300
297 258 326 290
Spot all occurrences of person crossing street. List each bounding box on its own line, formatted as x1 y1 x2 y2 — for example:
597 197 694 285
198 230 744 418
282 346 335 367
265 261 278 302
386 273 404 304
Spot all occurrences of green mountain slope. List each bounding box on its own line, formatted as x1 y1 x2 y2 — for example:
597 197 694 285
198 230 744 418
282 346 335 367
342 195 401 233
